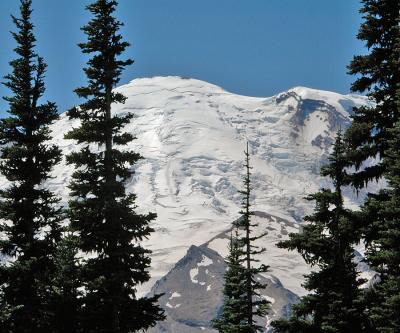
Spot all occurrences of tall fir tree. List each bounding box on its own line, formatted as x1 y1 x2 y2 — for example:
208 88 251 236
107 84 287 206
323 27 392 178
237 143 270 333
346 0 400 188
219 142 270 333
271 131 370 333
65 1 164 332
344 1 400 331
0 0 63 332
213 229 249 333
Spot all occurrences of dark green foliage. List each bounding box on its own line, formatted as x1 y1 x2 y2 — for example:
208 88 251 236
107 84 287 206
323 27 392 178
65 1 164 332
0 1 63 332
51 232 82 333
346 0 400 188
272 132 370 333
236 143 270 332
344 1 400 331
215 143 269 333
361 113 400 332
213 230 249 333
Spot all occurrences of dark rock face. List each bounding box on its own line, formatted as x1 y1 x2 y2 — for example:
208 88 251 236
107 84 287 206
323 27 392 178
147 245 224 333
275 90 351 149
292 97 350 142
147 243 299 333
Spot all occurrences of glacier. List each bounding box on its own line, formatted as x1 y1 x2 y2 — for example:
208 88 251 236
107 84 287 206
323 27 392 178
0 76 378 331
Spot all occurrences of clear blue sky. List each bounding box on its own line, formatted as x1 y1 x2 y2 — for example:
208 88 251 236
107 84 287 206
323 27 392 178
0 0 365 116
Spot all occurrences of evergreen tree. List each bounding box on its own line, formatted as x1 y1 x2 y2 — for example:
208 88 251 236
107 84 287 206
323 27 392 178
51 232 82 333
65 1 164 332
346 0 400 188
213 229 248 333
271 132 370 333
0 0 63 332
361 113 400 332
227 142 270 333
344 2 400 331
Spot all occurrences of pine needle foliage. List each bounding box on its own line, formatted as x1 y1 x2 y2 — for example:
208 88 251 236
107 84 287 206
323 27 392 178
344 1 400 331
0 1 63 332
215 143 269 333
65 1 164 332
272 132 370 333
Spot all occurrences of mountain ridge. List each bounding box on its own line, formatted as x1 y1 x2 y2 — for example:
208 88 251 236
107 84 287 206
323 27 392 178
0 76 374 298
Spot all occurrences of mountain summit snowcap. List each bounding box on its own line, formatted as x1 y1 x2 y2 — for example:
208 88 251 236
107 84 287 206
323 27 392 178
0 76 372 296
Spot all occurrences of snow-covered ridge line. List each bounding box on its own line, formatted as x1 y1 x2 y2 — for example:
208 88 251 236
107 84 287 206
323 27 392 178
122 76 369 105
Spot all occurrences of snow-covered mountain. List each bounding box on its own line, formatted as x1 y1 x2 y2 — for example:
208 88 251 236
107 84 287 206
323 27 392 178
147 233 299 333
147 212 301 333
0 76 375 329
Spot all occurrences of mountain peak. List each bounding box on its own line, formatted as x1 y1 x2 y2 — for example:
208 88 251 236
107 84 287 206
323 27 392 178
148 235 299 333
123 75 228 95
1 76 373 307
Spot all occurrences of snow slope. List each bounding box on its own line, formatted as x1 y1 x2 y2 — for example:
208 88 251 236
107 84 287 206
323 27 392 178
0 76 374 296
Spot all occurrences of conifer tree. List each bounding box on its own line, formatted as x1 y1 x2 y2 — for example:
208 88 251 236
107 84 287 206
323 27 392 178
344 2 400 331
0 0 63 332
213 229 248 333
65 1 164 332
271 132 370 333
361 113 400 332
217 142 269 333
237 143 270 332
346 0 400 188
51 232 82 333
